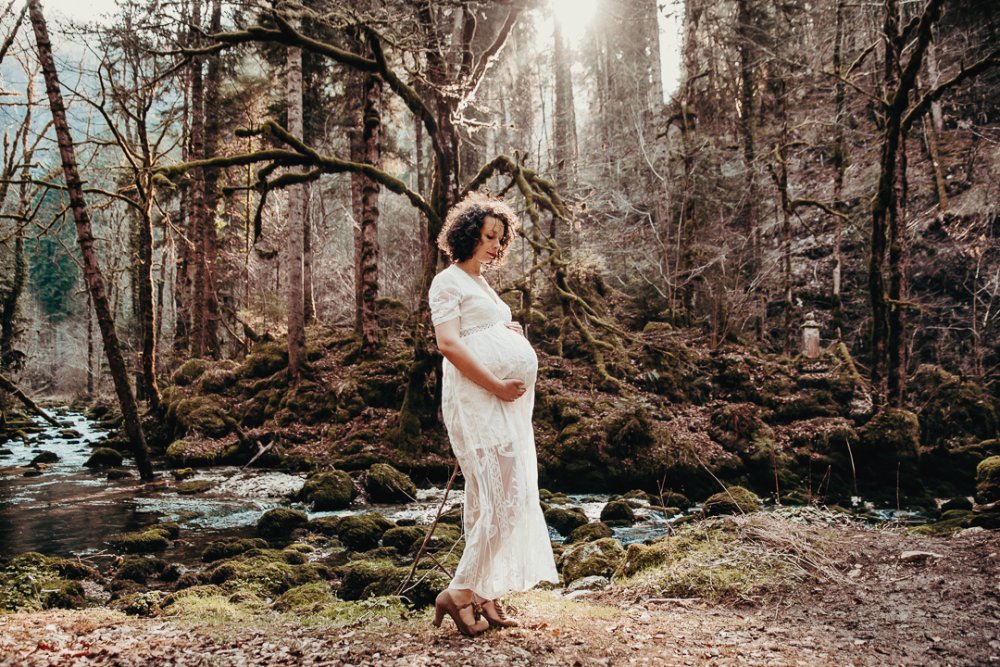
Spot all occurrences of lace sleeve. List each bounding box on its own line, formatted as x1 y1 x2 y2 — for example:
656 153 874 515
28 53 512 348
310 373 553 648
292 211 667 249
429 273 461 326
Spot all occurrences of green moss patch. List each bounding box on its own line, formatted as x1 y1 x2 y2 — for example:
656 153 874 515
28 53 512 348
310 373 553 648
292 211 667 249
0 553 93 612
297 470 356 510
703 486 761 517
559 538 626 584
364 463 417 503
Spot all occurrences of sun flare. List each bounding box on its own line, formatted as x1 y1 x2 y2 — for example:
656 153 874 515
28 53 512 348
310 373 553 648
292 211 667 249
551 0 599 45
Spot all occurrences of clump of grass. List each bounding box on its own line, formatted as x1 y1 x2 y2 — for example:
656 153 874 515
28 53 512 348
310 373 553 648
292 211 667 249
614 513 852 604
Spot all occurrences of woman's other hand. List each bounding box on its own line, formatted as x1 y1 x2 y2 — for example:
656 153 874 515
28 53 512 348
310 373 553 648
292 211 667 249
494 378 527 402
504 321 525 337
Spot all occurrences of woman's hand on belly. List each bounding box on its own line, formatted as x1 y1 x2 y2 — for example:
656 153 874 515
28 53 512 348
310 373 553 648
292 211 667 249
504 321 525 337
495 378 527 402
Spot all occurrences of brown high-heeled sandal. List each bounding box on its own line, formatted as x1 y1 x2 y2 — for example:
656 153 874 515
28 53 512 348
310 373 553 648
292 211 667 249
432 590 488 637
480 598 519 628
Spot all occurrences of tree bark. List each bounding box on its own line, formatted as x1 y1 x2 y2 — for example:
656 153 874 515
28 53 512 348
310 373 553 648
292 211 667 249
359 67 382 355
28 0 154 479
736 0 761 339
199 0 222 357
189 0 209 358
831 0 847 339
285 41 306 383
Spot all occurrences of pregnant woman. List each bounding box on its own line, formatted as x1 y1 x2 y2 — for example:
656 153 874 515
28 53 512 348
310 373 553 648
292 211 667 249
428 193 558 637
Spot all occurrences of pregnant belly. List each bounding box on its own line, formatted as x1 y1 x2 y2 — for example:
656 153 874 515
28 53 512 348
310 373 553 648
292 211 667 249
473 326 538 386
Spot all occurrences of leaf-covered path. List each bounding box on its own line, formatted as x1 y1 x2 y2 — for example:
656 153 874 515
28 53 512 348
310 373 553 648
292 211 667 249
1 525 997 666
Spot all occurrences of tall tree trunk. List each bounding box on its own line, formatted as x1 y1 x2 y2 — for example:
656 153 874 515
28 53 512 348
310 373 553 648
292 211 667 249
28 0 154 480
303 190 316 323
285 42 306 383
188 0 208 357
736 0 761 339
136 182 159 410
831 0 847 340
199 0 222 357
359 68 382 355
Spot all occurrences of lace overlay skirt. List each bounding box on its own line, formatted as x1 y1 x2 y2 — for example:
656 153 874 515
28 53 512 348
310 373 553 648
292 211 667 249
442 325 558 599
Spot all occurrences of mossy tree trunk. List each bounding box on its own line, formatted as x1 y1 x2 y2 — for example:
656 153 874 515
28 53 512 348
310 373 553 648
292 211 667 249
28 0 154 479
286 38 306 384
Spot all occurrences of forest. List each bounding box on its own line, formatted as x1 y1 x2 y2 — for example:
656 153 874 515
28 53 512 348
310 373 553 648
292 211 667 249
0 0 998 664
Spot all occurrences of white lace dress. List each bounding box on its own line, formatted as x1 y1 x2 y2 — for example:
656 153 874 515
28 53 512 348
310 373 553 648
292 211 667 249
429 264 558 600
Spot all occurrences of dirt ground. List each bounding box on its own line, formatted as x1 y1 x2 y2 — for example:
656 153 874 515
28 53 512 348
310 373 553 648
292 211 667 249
1 525 998 666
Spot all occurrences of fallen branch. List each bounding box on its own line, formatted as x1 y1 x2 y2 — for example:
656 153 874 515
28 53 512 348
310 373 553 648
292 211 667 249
0 372 61 427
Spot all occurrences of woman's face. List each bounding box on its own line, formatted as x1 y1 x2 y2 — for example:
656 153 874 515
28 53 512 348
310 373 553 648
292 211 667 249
472 215 505 264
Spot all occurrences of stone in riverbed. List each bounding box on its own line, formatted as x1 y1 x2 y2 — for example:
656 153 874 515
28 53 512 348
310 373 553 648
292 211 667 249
106 468 133 480
702 486 761 516
176 479 216 494
544 507 589 536
565 521 613 544
108 526 170 554
202 537 269 562
600 499 637 526
335 512 394 551
364 463 417 503
296 470 356 510
256 508 309 542
381 525 426 554
30 450 59 465
85 447 123 468
559 537 626 584
941 497 973 512
114 556 168 583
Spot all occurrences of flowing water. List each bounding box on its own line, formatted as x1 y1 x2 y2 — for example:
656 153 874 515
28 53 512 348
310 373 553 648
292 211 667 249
0 410 683 563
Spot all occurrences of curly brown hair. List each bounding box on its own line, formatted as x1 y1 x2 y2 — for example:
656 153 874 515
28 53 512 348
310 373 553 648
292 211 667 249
436 192 520 264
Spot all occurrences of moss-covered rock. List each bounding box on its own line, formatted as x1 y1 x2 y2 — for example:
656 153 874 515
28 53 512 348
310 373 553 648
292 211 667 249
0 553 91 612
975 456 1000 504
297 470 356 510
544 507 589 536
171 359 212 386
31 450 59 465
196 361 240 394
335 559 448 608
165 437 240 466
600 499 636 525
365 463 417 503
273 581 336 613
202 538 270 563
108 527 173 553
176 479 216 495
106 468 133 480
565 521 613 544
114 556 167 584
703 486 760 516
174 396 232 438
172 467 196 480
559 537 626 584
239 341 288 379
335 512 394 551
307 516 343 536
381 525 427 554
857 408 922 494
909 365 998 447
256 508 309 542
207 552 325 596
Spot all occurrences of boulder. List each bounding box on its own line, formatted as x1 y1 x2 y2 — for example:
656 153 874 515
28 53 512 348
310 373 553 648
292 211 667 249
703 486 760 516
171 359 211 386
565 521 613 544
559 538 625 584
30 451 59 465
202 538 269 563
256 508 309 542
600 499 636 526
364 464 417 504
975 456 1000 504
85 447 123 468
381 525 426 554
335 512 394 551
544 507 589 536
297 470 356 510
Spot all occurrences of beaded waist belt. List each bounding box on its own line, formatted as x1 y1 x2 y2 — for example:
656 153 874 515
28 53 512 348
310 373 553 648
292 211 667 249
460 321 502 337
